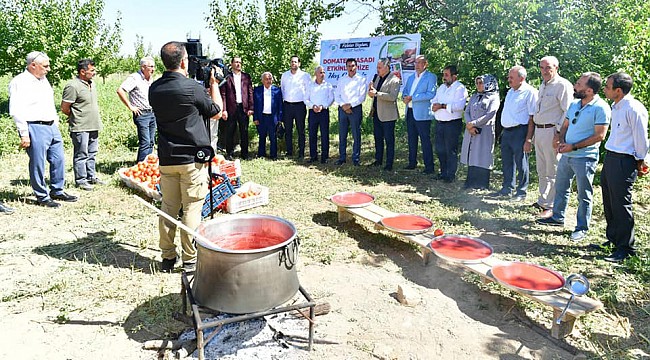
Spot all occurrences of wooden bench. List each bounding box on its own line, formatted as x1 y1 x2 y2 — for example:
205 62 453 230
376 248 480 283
330 199 604 338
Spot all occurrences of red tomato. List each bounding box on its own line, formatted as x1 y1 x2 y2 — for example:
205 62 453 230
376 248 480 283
434 228 444 237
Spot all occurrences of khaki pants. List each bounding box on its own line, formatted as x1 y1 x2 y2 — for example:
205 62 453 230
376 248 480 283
158 162 208 263
534 127 560 209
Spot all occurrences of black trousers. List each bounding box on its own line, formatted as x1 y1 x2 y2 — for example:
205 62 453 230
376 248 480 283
282 102 307 157
222 103 249 158
601 151 638 253
434 119 463 181
308 109 329 161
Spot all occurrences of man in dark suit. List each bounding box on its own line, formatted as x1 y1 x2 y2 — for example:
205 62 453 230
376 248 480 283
219 57 254 160
253 72 283 159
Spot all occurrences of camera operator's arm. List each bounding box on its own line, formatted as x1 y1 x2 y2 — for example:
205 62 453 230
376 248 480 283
209 67 223 120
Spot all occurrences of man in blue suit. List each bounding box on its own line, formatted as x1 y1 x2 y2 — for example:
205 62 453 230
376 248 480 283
402 55 438 173
253 72 283 159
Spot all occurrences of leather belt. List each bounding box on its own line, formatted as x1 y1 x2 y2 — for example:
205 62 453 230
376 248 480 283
606 150 634 159
29 121 54 126
535 123 555 128
503 124 525 130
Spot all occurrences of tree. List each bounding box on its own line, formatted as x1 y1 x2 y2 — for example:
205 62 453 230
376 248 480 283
206 0 343 83
373 0 650 101
0 0 122 85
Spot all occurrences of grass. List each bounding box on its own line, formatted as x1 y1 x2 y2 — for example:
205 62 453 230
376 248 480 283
0 73 649 358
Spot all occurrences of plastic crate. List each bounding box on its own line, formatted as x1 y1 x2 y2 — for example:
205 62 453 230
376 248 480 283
202 173 236 218
226 182 270 214
118 168 162 201
210 159 242 179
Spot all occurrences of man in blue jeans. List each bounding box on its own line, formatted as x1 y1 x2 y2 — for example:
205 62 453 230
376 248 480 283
537 72 610 242
117 56 157 163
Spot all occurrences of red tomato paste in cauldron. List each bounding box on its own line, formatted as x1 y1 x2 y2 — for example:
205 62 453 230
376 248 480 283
209 232 287 250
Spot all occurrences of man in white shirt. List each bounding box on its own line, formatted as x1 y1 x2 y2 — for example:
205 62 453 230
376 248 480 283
430 65 468 182
335 58 367 166
597 72 649 262
304 66 334 163
9 51 78 208
280 55 311 159
492 66 538 201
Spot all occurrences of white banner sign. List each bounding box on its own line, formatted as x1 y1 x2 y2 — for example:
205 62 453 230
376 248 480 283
320 33 421 91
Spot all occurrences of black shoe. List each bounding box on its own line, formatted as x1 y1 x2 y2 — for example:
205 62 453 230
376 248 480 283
225 154 234 161
443 177 454 183
489 190 510 198
335 159 345 165
531 202 546 211
383 165 392 171
536 217 564 226
37 199 61 208
160 257 177 272
309 158 318 163
423 169 434 174
182 261 196 272
76 182 94 191
320 159 328 164
0 202 15 214
405 164 416 170
604 250 633 263
353 161 360 166
370 161 382 167
588 241 612 251
51 192 78 202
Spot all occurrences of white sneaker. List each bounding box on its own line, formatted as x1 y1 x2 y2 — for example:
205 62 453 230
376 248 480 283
570 230 587 242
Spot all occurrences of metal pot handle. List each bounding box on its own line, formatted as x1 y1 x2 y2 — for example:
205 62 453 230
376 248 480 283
279 236 300 269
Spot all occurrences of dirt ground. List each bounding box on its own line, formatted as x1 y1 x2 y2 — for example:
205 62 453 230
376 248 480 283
0 154 586 359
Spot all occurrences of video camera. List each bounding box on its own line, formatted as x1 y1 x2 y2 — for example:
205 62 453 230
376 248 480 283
185 39 230 88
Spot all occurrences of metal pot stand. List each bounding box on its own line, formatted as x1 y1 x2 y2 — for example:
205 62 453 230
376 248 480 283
180 271 316 360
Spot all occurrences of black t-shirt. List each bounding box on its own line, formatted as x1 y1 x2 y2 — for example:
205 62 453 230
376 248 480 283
149 71 220 166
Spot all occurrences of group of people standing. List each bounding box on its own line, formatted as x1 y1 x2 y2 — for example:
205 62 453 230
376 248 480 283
5 52 107 213
5 46 648 268
443 57 647 263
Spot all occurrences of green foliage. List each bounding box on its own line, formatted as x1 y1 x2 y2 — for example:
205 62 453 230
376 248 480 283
375 0 650 102
206 0 343 83
0 0 122 86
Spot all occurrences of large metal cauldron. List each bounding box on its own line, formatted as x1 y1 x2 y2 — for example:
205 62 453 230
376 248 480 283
192 214 300 314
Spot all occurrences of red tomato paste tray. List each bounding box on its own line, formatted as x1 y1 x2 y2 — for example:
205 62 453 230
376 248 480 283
380 214 434 234
331 191 375 208
490 262 566 296
427 235 493 264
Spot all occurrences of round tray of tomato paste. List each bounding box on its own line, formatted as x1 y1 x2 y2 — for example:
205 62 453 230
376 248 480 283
380 214 434 234
427 235 493 264
490 262 565 296
331 191 375 208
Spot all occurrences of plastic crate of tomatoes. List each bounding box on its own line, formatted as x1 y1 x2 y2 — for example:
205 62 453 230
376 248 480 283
118 154 162 201
225 182 269 214
210 155 242 179
201 173 236 218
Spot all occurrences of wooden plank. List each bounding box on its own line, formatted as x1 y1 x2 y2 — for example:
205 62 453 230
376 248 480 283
328 197 603 336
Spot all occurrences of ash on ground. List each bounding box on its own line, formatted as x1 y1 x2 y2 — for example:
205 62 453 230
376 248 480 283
178 312 311 359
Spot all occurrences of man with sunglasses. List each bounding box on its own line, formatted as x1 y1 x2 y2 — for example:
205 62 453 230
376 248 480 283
536 72 610 243
9 51 78 208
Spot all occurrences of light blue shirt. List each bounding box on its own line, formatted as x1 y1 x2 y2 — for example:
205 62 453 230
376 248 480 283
565 95 611 159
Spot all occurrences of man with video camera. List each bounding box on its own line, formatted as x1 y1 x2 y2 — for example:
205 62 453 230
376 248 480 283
149 41 223 273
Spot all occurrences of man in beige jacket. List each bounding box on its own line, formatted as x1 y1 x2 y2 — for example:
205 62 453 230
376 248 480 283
368 58 401 171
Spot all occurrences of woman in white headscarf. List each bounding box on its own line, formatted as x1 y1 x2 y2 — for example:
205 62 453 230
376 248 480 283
460 74 500 189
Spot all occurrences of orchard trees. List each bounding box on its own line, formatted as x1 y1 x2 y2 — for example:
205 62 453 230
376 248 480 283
0 0 121 85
